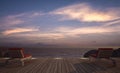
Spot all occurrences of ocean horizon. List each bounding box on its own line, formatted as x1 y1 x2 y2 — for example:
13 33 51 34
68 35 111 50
1 47 119 58
24 48 99 58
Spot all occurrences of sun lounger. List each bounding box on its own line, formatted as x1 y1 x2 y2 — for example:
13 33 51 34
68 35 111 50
6 48 32 66
89 48 116 66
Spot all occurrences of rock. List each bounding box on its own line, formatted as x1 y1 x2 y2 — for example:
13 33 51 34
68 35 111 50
112 48 120 57
84 48 120 57
83 49 97 57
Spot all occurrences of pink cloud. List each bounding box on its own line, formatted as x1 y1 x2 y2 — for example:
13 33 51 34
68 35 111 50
51 3 120 22
2 27 39 35
5 19 24 25
0 12 44 27
54 26 113 37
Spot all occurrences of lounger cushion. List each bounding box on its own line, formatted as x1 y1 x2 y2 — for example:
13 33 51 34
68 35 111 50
24 54 31 58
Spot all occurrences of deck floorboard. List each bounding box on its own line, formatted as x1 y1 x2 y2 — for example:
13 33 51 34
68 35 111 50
0 58 120 73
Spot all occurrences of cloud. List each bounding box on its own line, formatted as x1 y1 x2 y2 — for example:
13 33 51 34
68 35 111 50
103 17 120 26
0 12 44 27
36 33 64 39
54 26 114 37
1 25 120 46
2 27 39 35
29 12 45 18
3 25 120 40
50 3 120 22
1 27 65 40
20 33 65 40
4 19 24 26
7 12 44 19
0 16 23 28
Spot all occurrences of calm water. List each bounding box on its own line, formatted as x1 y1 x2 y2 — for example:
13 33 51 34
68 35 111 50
25 48 96 58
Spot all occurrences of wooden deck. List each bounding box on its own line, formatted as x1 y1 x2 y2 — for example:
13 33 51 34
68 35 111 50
0 57 120 73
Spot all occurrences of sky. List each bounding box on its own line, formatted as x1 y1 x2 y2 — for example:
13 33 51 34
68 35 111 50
0 0 120 48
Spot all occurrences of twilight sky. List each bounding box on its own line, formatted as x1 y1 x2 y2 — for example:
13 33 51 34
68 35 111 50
0 0 120 48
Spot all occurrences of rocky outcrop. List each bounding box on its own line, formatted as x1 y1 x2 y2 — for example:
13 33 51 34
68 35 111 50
84 48 120 57
112 48 120 57
83 49 97 57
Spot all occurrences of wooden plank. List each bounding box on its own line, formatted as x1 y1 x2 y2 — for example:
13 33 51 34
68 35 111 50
0 58 119 73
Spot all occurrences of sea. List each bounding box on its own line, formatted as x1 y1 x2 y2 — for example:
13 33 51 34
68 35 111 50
24 48 97 58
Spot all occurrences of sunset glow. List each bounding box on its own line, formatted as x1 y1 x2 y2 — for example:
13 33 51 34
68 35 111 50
0 0 120 48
